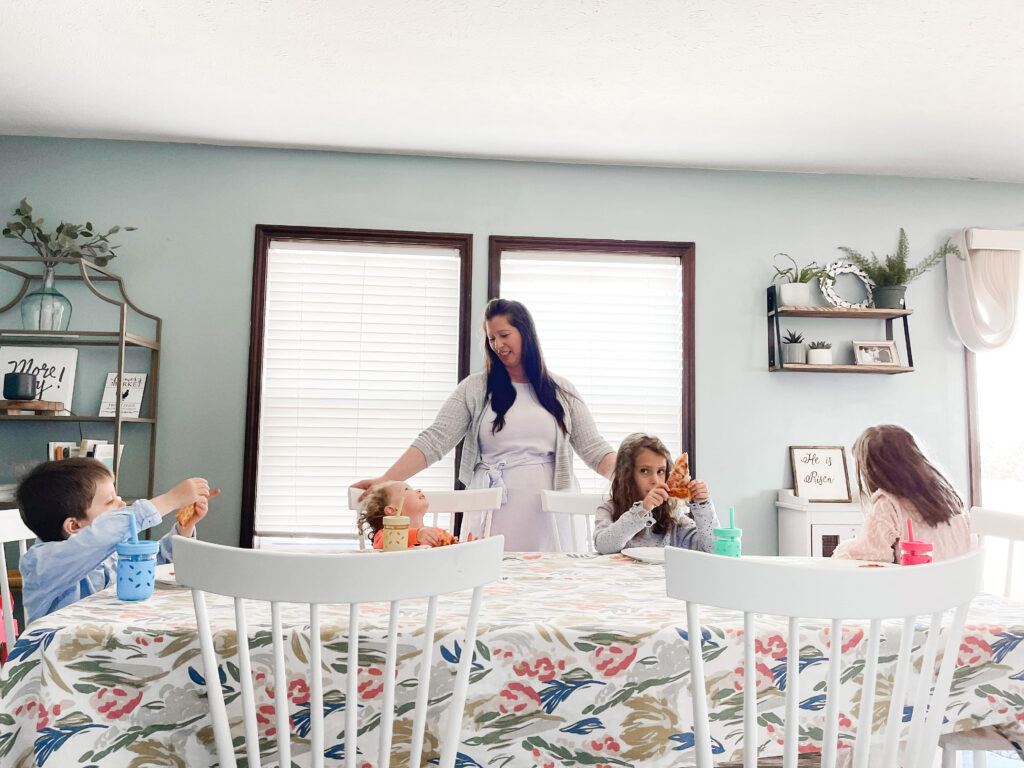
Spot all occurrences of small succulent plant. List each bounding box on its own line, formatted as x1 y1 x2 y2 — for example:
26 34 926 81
808 340 832 349
783 329 805 344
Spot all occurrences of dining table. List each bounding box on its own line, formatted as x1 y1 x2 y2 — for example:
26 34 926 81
1 550 1022 767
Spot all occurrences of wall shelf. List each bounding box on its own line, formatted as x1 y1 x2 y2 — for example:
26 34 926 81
767 286 914 373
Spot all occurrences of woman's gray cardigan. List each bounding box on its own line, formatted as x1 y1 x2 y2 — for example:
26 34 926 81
411 372 613 490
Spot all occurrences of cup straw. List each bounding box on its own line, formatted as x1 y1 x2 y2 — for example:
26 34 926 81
729 506 735 528
396 495 405 516
907 519 913 542
128 510 138 543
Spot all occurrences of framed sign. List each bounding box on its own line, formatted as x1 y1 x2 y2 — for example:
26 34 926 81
99 372 148 417
789 445 852 502
0 346 78 412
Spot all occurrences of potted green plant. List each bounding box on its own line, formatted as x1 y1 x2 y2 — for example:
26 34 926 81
781 328 806 364
837 228 959 309
771 253 826 307
807 340 833 365
2 199 136 331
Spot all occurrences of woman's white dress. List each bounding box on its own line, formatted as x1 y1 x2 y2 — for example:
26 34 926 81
467 382 578 551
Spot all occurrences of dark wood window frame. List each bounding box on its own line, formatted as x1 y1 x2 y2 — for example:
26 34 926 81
241 225 473 548
488 235 697 472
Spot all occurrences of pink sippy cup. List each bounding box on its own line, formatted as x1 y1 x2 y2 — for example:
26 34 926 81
899 519 932 565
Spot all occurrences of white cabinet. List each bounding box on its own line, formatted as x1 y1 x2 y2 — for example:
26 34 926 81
777 489 863 556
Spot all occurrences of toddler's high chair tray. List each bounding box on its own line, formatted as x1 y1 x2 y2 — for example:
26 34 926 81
622 547 665 564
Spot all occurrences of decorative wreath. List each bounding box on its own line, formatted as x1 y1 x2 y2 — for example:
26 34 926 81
819 261 876 308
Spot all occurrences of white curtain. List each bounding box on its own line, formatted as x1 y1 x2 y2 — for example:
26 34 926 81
946 227 1024 352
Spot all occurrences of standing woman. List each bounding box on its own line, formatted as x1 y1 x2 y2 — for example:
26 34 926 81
353 298 616 550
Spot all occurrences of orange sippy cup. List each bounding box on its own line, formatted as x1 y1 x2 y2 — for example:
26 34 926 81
899 519 932 565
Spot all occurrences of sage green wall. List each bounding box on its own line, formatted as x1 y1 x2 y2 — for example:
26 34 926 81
2 135 1023 553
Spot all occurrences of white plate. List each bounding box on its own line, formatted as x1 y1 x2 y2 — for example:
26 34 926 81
622 547 666 564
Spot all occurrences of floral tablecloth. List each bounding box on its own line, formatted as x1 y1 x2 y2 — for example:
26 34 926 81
1 552 1022 767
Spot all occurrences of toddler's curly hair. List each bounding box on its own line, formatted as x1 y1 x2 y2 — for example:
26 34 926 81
357 482 398 543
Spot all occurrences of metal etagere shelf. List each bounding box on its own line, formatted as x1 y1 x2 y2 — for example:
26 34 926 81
0 255 161 495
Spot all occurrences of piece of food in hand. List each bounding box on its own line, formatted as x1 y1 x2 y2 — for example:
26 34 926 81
176 488 220 527
667 453 691 500
434 530 458 547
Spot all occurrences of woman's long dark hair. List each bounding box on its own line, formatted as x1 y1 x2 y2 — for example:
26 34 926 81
609 433 677 536
483 298 568 435
852 424 964 527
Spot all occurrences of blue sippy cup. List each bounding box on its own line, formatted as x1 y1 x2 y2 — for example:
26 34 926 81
116 540 159 601
713 506 742 558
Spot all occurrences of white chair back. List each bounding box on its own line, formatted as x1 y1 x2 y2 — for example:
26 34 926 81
174 535 504 768
664 548 985 768
348 486 501 549
970 506 1024 598
540 490 604 553
1 508 35 653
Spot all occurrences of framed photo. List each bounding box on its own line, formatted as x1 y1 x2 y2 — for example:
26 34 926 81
790 446 852 502
852 340 900 366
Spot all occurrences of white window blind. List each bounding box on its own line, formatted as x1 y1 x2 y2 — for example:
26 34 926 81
255 240 461 539
500 251 684 493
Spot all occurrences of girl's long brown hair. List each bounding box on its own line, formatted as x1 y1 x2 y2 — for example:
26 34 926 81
609 433 678 536
852 424 964 526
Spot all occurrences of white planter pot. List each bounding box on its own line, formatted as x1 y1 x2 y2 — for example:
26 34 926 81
782 343 807 364
807 348 833 365
778 282 812 307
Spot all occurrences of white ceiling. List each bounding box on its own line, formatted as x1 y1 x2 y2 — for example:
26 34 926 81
2 1 1023 183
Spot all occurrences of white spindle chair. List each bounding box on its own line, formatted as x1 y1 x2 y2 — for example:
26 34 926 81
349 486 501 550
173 535 504 768
1 508 35 658
539 490 604 553
664 547 985 768
938 507 1024 768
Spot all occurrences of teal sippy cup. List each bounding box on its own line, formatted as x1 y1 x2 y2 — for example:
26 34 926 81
713 506 742 558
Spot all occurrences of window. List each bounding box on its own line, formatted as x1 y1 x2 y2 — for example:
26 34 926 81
490 236 694 492
242 226 471 547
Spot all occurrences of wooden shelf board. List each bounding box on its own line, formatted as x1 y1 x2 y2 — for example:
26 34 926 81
0 415 156 423
771 364 914 374
0 330 158 349
771 305 912 320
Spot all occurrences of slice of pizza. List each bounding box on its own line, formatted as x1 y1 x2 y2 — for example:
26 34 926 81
666 453 691 500
176 488 220 527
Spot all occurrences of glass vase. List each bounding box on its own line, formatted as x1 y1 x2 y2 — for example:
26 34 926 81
21 263 72 331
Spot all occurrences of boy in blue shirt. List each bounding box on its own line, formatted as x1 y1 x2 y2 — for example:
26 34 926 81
16 457 211 622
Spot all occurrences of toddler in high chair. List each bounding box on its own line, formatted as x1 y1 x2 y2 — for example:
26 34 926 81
594 433 719 555
15 457 213 621
359 481 459 549
832 424 972 563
